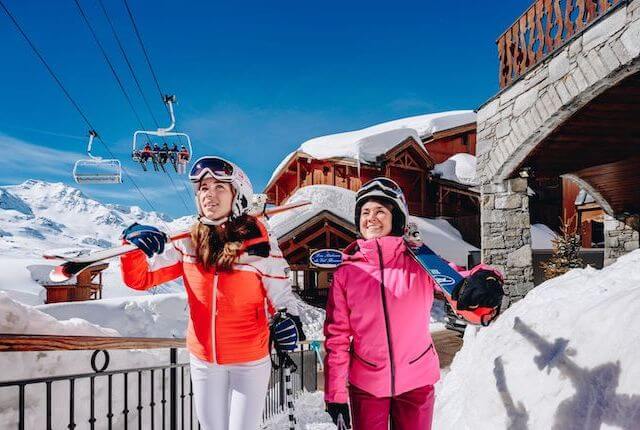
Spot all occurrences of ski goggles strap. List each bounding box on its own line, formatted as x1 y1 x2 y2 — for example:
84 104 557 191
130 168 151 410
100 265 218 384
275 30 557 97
189 157 235 183
357 177 406 201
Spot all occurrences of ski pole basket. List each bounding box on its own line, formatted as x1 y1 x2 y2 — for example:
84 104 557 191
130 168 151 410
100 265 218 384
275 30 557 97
73 131 122 184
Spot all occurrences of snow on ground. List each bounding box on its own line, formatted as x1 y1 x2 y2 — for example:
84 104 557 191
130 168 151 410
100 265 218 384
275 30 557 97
434 248 640 429
432 153 478 186
262 391 334 429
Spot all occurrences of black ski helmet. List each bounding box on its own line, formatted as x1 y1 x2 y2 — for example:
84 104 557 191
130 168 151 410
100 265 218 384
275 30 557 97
355 177 409 237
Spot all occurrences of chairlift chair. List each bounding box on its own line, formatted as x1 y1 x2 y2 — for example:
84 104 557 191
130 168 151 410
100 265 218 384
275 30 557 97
131 95 193 173
73 131 122 184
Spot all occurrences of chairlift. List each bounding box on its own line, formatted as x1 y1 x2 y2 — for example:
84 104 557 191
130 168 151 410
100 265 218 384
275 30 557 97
73 131 122 184
132 95 193 174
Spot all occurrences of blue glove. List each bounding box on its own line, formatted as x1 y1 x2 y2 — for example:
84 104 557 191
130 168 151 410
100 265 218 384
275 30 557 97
121 223 167 258
271 312 300 352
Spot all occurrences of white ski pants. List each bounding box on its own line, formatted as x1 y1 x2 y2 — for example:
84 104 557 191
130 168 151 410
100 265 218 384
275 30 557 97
190 354 271 430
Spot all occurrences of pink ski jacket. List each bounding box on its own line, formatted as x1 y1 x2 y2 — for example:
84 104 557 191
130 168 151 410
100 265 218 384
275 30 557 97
324 235 494 403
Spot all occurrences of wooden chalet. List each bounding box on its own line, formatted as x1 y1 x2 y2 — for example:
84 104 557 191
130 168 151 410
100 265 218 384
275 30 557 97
30 263 108 304
265 118 480 246
278 210 357 307
265 135 434 216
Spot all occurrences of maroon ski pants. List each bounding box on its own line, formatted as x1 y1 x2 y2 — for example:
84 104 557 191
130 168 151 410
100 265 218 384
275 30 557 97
349 384 435 430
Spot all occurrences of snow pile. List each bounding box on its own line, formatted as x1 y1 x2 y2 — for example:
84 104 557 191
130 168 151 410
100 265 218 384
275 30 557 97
432 153 478 186
37 293 189 338
297 297 326 341
297 110 475 165
268 185 356 239
0 291 118 336
434 249 640 429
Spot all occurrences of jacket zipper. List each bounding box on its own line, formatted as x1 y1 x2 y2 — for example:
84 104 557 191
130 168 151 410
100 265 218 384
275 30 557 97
409 344 434 364
211 273 219 364
375 240 395 397
351 347 378 368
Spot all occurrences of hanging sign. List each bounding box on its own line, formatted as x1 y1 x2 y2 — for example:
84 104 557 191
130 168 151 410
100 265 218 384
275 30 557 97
310 249 343 268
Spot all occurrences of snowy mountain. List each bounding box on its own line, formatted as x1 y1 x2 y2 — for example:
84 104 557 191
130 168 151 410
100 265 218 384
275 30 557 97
0 180 193 301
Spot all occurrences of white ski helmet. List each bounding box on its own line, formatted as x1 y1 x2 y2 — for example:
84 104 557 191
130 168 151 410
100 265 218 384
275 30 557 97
355 177 409 236
189 156 254 225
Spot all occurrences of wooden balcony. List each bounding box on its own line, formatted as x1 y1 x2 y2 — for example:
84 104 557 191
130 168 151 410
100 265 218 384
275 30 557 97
498 0 627 89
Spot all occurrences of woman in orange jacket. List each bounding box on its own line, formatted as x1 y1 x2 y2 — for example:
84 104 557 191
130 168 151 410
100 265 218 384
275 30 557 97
119 156 305 430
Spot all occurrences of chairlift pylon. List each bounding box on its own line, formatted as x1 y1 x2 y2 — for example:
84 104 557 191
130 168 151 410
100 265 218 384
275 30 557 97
73 130 122 184
131 95 193 174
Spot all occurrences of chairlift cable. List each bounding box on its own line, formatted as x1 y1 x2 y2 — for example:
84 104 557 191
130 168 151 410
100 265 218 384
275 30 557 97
0 0 172 230
72 0 150 141
74 0 192 214
95 0 161 131
122 0 165 104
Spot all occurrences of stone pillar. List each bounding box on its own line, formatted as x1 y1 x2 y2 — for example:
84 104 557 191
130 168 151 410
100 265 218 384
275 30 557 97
604 215 640 266
481 178 534 305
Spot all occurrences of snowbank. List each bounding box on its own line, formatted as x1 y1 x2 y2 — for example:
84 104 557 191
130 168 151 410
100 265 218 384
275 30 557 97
434 249 640 429
0 291 118 336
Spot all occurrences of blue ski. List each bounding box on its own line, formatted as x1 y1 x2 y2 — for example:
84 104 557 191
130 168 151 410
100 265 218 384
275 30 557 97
406 242 465 296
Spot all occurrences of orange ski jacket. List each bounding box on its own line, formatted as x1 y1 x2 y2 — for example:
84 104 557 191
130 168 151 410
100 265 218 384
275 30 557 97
120 219 299 364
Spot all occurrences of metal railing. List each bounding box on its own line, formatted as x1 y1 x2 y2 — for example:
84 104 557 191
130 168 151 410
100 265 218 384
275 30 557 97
0 335 319 429
498 0 627 88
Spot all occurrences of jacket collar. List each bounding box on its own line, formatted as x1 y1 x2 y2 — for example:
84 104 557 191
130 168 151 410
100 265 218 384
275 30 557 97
343 235 406 265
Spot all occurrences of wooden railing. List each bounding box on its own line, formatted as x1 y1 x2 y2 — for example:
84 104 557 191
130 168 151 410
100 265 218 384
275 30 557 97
498 0 627 88
0 335 319 429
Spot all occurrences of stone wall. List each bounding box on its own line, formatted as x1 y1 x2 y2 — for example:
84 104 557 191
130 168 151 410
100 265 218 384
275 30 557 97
481 178 533 305
604 215 640 266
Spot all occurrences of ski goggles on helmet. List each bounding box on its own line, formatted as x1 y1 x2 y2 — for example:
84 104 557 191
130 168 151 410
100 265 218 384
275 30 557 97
357 177 406 204
189 157 235 183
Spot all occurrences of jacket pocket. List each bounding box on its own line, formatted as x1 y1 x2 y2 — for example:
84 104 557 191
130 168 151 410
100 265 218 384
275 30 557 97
409 344 434 365
351 349 379 368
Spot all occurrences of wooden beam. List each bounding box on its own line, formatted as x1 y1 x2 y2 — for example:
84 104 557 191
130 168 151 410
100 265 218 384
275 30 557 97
0 334 185 352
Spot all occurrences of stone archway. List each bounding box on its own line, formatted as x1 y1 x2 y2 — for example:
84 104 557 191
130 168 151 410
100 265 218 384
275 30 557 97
476 1 640 303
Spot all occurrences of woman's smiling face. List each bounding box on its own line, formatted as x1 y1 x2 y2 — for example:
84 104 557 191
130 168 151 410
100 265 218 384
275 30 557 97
359 200 393 239
197 177 234 220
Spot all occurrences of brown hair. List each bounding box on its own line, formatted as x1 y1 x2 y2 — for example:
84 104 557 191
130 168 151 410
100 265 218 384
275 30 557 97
190 214 262 271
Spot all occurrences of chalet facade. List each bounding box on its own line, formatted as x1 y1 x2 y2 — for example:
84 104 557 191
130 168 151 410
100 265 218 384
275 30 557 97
265 111 481 246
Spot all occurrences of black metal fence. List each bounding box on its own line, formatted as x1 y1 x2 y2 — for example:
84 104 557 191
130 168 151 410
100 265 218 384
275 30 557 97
0 337 319 429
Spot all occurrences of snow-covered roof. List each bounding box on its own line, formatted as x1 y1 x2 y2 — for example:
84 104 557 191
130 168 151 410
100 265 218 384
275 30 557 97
575 189 596 205
267 111 476 187
267 185 356 239
432 153 478 186
531 223 558 250
267 184 477 266
409 216 478 267
300 110 475 163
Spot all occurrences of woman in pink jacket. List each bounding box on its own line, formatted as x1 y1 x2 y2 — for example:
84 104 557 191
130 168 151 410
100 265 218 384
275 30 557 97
324 178 504 430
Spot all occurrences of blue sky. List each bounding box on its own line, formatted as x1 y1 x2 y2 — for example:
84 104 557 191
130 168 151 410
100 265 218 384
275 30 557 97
0 0 531 218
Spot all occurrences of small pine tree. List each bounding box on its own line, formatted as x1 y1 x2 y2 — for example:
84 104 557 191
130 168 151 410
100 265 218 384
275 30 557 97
541 214 584 280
